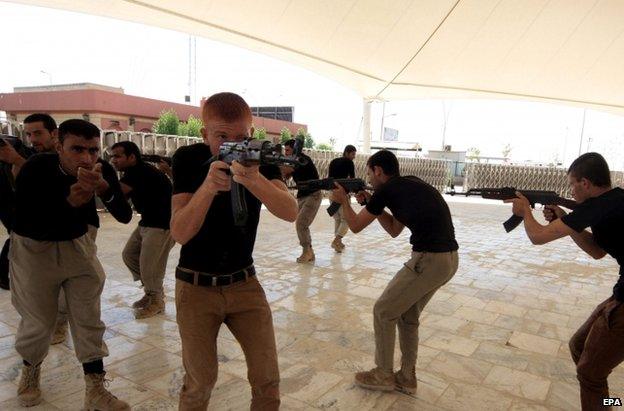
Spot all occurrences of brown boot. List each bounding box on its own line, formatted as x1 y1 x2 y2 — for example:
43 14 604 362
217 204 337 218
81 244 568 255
331 237 345 253
296 246 315 263
83 372 130 411
131 293 150 309
50 320 68 345
354 367 395 392
394 367 417 394
17 363 42 407
134 293 164 319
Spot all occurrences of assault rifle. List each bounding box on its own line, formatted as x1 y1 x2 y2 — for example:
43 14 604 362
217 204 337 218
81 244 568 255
0 134 20 147
204 138 307 226
142 154 172 166
450 187 577 232
296 178 372 216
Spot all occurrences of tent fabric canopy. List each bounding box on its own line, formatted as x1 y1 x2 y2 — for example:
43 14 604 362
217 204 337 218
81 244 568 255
11 0 624 112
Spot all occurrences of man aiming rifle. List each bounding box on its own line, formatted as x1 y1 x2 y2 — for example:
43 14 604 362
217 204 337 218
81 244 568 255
504 153 624 411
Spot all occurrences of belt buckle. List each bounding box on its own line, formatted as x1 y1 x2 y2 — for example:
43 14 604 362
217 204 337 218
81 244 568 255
211 276 217 287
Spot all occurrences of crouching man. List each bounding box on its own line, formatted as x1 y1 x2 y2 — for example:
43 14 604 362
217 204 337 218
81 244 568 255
332 150 458 395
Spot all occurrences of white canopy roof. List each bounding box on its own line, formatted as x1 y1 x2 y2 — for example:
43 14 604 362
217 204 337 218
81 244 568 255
11 0 624 112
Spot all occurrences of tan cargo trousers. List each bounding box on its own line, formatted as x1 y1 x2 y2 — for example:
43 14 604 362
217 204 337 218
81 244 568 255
122 226 175 294
176 276 280 410
333 206 349 238
10 231 108 365
295 192 322 248
374 251 459 372
57 225 98 325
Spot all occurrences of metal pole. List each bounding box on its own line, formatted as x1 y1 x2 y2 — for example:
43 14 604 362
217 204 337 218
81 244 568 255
578 108 587 156
379 101 386 142
362 99 371 154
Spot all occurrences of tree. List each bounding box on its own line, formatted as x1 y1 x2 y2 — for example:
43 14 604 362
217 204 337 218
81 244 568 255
280 127 292 143
466 147 481 163
502 143 512 160
316 143 333 151
185 115 203 137
176 115 203 137
253 127 267 140
328 137 336 149
296 128 314 149
153 110 179 135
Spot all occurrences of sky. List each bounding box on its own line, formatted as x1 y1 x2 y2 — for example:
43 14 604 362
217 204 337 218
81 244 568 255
1 2 624 170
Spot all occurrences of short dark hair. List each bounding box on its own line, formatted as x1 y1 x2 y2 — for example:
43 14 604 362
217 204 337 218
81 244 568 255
367 150 400 177
112 141 142 162
58 119 100 143
24 113 57 133
284 139 296 149
343 145 357 156
568 152 611 187
202 92 252 123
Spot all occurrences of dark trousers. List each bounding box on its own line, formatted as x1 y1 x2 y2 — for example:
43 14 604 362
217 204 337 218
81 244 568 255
569 297 624 410
0 239 9 287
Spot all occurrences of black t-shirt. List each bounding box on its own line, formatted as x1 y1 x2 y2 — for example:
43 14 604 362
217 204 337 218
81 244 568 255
14 153 131 241
121 162 172 229
0 143 35 231
292 154 320 198
366 176 459 253
561 188 624 301
172 143 281 273
328 157 355 179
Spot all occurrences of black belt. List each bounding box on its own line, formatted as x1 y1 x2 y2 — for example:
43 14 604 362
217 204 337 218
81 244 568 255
175 266 256 287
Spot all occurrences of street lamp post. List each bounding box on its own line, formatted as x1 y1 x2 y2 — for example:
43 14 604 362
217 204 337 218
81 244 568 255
40 70 52 85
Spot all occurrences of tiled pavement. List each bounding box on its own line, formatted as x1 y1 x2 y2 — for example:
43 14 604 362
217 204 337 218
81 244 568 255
0 196 621 410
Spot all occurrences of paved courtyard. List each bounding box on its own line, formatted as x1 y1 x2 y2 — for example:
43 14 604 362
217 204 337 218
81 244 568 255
0 197 621 410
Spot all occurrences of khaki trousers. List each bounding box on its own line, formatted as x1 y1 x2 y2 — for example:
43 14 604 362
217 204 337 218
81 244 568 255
122 226 175 294
10 231 108 365
569 297 624 411
176 276 280 411
333 206 349 238
57 225 98 325
295 192 322 248
374 251 458 372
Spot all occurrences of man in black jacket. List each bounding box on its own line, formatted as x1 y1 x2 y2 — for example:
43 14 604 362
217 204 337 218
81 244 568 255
11 119 131 410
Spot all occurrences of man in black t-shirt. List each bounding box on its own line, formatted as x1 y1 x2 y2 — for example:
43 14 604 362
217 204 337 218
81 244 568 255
0 113 82 346
11 119 131 410
282 139 322 263
332 150 458 395
0 113 57 290
111 141 175 319
328 144 357 252
505 152 624 410
170 93 297 410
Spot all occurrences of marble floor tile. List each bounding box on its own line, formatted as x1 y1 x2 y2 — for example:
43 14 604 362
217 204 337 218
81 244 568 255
483 365 551 401
422 331 480 357
427 351 493 385
507 331 561 356
107 348 182 384
436 381 514 411
315 382 398 410
280 363 344 404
